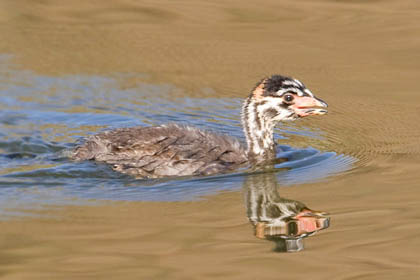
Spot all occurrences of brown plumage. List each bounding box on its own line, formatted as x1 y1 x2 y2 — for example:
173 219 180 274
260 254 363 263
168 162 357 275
72 75 328 178
73 124 247 178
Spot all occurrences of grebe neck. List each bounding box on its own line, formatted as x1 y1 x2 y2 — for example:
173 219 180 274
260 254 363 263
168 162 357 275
241 96 276 161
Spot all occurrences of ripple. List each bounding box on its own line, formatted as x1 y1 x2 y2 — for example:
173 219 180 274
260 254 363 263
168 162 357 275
0 57 356 217
307 95 420 173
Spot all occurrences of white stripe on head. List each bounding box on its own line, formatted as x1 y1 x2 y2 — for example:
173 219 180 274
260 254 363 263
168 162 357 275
282 80 301 87
276 87 305 97
293 78 304 87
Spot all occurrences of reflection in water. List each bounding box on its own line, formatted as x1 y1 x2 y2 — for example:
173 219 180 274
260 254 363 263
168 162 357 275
243 171 330 252
0 57 355 217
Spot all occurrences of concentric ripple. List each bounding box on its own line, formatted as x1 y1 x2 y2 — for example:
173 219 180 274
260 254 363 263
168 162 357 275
311 96 420 170
0 57 356 217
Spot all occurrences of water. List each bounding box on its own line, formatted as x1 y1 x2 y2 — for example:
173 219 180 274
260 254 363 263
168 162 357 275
0 56 354 217
1 0 420 278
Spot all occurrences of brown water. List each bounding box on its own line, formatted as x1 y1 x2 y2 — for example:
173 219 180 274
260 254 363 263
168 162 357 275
1 0 420 279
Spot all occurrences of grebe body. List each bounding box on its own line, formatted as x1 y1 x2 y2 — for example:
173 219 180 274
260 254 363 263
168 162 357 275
72 75 328 178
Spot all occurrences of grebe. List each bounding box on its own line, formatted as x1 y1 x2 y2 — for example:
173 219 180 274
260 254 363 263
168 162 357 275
72 75 327 178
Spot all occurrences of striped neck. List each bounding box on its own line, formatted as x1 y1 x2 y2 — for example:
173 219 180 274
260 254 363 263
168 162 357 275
241 96 277 161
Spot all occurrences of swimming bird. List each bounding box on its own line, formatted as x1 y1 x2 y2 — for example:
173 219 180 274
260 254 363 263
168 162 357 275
72 75 328 178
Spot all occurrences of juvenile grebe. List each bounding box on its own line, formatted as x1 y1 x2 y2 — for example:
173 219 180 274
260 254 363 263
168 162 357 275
72 75 327 178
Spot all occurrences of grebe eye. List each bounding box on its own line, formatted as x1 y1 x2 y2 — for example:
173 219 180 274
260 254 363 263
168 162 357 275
284 94 294 102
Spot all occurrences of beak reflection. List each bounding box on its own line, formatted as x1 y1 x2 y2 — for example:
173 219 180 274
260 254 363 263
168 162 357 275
243 172 330 252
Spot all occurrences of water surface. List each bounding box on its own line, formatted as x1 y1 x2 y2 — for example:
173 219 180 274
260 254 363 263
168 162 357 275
0 56 354 214
1 0 420 279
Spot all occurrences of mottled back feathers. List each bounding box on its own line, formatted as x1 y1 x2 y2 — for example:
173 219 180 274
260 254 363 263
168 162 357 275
72 124 247 178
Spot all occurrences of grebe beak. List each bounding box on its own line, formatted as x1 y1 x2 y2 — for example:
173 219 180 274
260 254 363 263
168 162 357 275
291 96 328 117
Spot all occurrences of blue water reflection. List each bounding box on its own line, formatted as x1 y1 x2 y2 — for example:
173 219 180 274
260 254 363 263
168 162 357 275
0 56 356 216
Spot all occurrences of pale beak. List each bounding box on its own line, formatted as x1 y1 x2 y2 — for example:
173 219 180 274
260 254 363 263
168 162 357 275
291 96 328 117
294 208 329 218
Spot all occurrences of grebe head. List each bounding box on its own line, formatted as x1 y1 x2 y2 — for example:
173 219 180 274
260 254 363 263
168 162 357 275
248 75 328 121
242 75 328 159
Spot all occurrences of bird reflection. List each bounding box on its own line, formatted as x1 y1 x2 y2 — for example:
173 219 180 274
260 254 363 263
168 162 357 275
243 171 330 252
